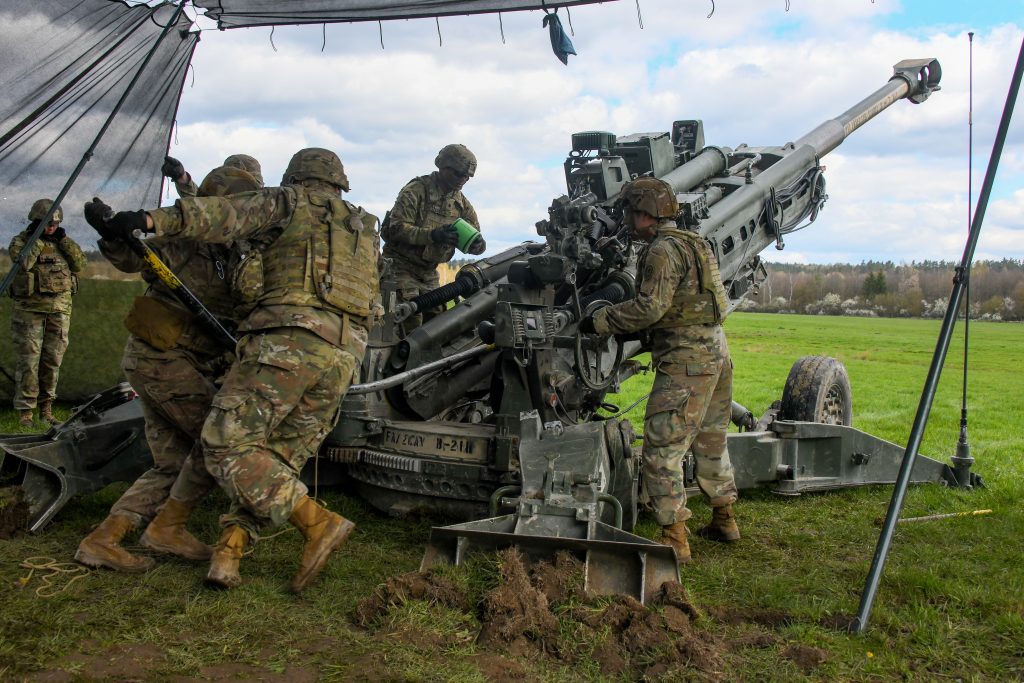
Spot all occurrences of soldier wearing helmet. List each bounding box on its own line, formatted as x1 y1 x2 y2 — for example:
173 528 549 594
381 143 485 331
8 198 87 427
98 147 379 593
579 176 739 564
161 153 265 197
76 160 263 575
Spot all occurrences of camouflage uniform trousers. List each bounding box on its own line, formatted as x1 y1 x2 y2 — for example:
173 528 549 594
200 327 358 535
11 308 70 411
641 356 739 526
109 337 221 525
390 261 442 332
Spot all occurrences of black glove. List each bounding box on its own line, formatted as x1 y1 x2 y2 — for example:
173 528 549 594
430 224 460 247
467 236 486 255
578 315 598 334
84 197 117 240
161 155 186 181
41 227 66 242
107 210 150 241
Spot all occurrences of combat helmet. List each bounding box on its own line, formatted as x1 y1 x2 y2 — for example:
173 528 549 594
621 177 679 218
282 147 350 191
28 198 63 223
198 166 262 197
223 154 264 187
434 144 477 176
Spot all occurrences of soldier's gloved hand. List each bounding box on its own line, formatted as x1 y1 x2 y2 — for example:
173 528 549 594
84 197 117 240
161 155 186 181
467 236 486 255
578 315 598 334
107 210 151 241
430 224 460 246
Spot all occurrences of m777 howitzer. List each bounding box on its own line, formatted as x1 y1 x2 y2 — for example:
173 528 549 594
1 60 974 602
323 57 968 602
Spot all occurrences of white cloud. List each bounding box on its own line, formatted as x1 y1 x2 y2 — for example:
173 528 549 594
158 0 1022 263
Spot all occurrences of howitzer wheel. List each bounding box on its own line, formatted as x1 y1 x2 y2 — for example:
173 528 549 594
779 355 852 426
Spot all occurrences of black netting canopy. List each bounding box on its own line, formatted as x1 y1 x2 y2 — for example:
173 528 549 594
0 1 197 247
194 0 614 29
0 0 610 280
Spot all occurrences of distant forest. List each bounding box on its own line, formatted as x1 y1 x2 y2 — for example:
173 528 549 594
745 259 1024 321
3 250 1023 321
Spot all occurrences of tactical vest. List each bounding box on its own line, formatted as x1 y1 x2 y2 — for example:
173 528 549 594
259 187 379 317
649 228 729 327
13 240 75 296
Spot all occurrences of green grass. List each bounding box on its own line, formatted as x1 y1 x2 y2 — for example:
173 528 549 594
1 312 1022 681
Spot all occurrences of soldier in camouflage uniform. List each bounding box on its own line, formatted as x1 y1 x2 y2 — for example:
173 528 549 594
8 199 87 427
103 147 378 592
382 144 485 331
580 177 739 563
75 163 263 573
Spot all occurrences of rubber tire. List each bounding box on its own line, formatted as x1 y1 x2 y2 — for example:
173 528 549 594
778 355 853 426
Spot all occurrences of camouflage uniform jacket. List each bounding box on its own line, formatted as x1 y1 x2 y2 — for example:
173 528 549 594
593 219 726 366
381 172 479 272
8 229 86 314
149 186 376 352
98 237 235 354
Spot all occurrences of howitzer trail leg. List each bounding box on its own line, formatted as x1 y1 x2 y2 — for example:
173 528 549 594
206 525 249 589
288 496 355 593
75 512 155 573
140 498 212 561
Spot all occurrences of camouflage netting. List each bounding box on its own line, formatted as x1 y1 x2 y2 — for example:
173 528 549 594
0 0 198 248
193 0 613 29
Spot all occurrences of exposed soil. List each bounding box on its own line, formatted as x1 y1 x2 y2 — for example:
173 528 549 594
0 486 30 539
356 548 727 680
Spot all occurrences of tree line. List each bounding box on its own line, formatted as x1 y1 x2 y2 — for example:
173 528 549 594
742 259 1024 321
4 250 1022 321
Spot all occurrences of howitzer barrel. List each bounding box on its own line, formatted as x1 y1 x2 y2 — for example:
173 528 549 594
795 59 941 156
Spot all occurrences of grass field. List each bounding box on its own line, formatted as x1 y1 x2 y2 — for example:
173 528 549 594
1 312 1022 681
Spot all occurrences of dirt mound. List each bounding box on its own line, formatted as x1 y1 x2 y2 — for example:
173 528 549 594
353 568 470 627
357 548 725 680
0 486 30 539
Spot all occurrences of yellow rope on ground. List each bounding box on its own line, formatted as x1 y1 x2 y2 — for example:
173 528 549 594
17 556 91 598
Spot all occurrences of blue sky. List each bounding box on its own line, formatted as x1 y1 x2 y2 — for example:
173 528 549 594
165 0 1022 265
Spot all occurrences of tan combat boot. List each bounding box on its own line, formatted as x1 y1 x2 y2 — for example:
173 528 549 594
74 512 156 573
39 401 60 425
206 525 249 589
289 496 355 593
18 410 34 428
139 499 213 561
660 521 692 564
697 505 741 542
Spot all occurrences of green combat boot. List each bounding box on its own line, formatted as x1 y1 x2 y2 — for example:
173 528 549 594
75 513 155 573
697 505 741 542
660 521 692 564
18 410 34 428
140 498 212 561
39 401 60 425
289 496 355 593
206 525 249 589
